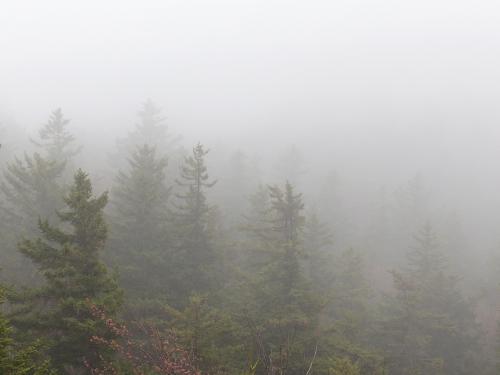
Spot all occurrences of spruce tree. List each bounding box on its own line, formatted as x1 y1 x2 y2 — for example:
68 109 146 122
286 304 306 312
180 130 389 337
133 99 174 147
0 108 78 232
0 287 56 374
267 181 305 291
171 143 217 303
112 99 181 171
379 223 480 375
219 150 259 226
162 144 248 373
303 212 334 291
108 144 172 310
243 182 322 375
1 153 65 232
164 294 246 373
0 110 78 284
329 357 361 375
321 249 384 374
11 170 122 372
31 108 81 166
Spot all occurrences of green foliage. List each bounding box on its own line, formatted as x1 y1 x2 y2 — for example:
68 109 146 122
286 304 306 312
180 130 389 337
165 294 247 374
240 183 384 374
32 108 81 164
219 150 259 225
329 357 361 375
0 288 56 374
241 182 323 375
1 111 493 374
314 248 385 374
11 170 122 372
378 224 480 375
111 99 181 172
0 109 79 285
330 249 372 341
131 99 179 150
240 184 275 272
170 143 218 304
303 212 334 290
108 144 172 306
1 153 65 233
1 109 79 226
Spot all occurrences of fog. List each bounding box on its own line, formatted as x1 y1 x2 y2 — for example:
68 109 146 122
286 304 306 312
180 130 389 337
4 0 500 245
2 1 500 373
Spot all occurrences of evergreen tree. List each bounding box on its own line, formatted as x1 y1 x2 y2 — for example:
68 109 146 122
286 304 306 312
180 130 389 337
0 287 56 374
112 99 181 171
162 145 247 373
303 212 334 291
31 108 81 166
243 182 322 375
392 175 431 247
1 108 78 232
11 170 122 372
379 223 480 375
239 184 279 285
241 184 274 244
170 143 217 304
165 294 246 374
218 150 260 227
329 357 361 375
266 182 305 291
320 249 384 374
1 153 65 232
316 170 352 251
0 110 79 282
108 144 172 315
133 99 178 149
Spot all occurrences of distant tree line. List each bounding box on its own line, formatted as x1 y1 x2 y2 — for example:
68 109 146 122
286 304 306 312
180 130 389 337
0 101 495 374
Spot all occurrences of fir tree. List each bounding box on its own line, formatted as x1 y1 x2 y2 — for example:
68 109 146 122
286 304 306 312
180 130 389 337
0 110 79 284
1 109 78 231
267 181 305 291
329 357 361 375
320 249 384 374
163 145 246 373
171 143 217 303
241 184 274 243
1 153 65 232
31 108 81 165
303 212 334 291
239 184 276 276
112 99 181 171
218 150 259 226
164 294 246 374
11 170 122 372
0 287 56 374
316 170 350 250
109 145 171 301
243 182 322 375
379 223 480 375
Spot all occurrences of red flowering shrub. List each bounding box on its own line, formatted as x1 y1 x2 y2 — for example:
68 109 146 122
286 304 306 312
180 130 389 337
85 303 201 375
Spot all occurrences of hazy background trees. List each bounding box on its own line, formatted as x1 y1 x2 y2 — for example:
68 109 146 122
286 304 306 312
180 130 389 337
2 1 500 373
1 102 500 373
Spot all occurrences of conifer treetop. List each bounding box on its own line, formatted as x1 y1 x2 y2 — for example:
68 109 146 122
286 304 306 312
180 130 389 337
32 108 81 162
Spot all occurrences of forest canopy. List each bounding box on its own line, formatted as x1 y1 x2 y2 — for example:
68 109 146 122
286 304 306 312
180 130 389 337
0 102 497 375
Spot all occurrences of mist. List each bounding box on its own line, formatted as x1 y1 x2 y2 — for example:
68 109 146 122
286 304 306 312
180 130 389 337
1 1 500 374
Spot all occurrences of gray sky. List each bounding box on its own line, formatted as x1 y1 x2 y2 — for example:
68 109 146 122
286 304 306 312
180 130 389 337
2 0 500 138
2 0 500 232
